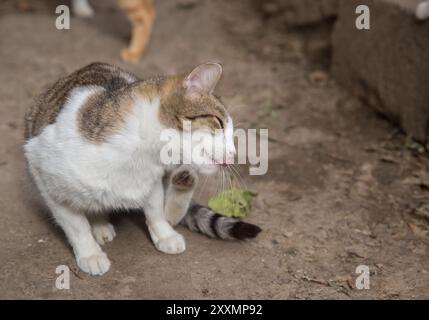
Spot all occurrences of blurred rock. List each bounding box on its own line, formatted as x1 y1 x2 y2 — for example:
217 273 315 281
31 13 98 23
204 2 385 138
332 0 429 142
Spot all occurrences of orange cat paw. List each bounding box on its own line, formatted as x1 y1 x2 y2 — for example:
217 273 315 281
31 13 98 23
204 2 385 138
121 49 143 63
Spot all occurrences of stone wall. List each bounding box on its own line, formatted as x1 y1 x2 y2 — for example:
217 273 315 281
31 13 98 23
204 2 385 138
256 0 429 142
332 0 429 142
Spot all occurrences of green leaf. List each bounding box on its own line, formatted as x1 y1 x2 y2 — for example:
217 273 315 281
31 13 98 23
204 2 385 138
207 189 257 218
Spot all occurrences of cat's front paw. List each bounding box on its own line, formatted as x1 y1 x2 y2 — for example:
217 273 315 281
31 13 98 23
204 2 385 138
92 223 116 245
121 48 143 63
77 252 111 276
155 233 186 254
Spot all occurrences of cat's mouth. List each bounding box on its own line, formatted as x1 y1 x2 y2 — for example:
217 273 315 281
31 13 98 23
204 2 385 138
203 151 218 165
203 151 227 167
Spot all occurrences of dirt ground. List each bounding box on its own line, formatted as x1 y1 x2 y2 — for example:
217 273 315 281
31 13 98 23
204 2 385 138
0 0 428 299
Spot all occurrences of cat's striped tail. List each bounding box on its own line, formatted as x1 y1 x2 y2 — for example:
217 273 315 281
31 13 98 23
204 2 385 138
180 202 262 240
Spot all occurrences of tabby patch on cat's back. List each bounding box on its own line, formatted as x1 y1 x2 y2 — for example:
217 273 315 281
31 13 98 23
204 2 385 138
24 63 138 141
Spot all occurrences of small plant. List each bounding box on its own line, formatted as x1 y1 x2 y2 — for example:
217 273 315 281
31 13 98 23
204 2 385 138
208 188 257 218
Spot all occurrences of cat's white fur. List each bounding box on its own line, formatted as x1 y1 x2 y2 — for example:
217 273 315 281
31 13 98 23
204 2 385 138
24 65 236 275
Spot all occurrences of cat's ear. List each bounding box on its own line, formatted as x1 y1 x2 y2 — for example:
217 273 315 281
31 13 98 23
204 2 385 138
183 63 222 95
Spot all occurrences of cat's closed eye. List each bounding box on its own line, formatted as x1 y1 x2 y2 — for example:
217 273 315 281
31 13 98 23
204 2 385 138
213 116 224 129
186 115 224 130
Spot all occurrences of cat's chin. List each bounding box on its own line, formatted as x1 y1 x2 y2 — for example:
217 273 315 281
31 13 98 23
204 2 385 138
196 163 219 176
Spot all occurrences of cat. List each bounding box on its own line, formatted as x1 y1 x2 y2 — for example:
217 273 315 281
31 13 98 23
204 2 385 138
23 62 261 276
72 0 155 62
416 0 429 20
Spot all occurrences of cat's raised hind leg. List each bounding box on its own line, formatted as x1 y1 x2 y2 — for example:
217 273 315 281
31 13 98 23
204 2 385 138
165 166 198 226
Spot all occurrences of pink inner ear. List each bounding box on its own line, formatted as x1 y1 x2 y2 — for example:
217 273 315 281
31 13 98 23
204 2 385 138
184 63 222 94
187 73 203 89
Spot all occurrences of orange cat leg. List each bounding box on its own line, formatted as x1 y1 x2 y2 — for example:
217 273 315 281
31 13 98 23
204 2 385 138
117 0 155 62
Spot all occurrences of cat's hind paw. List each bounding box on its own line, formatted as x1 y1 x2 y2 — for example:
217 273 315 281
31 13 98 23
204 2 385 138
78 252 111 276
155 233 186 254
171 167 198 191
92 222 116 245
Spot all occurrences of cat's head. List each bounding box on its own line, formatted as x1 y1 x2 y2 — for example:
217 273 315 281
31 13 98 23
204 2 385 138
159 63 235 175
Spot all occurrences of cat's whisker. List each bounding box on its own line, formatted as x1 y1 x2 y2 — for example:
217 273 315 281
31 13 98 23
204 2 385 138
221 167 226 193
231 167 244 191
230 164 247 191
226 167 233 191
227 167 239 206
214 167 222 196
236 166 249 191
219 167 223 194
226 169 231 191
225 166 234 188
197 174 209 198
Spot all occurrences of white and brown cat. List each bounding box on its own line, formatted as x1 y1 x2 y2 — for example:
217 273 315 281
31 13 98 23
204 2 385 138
24 62 261 276
72 0 155 62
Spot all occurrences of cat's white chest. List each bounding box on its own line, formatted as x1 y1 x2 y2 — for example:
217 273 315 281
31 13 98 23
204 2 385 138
87 153 164 210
